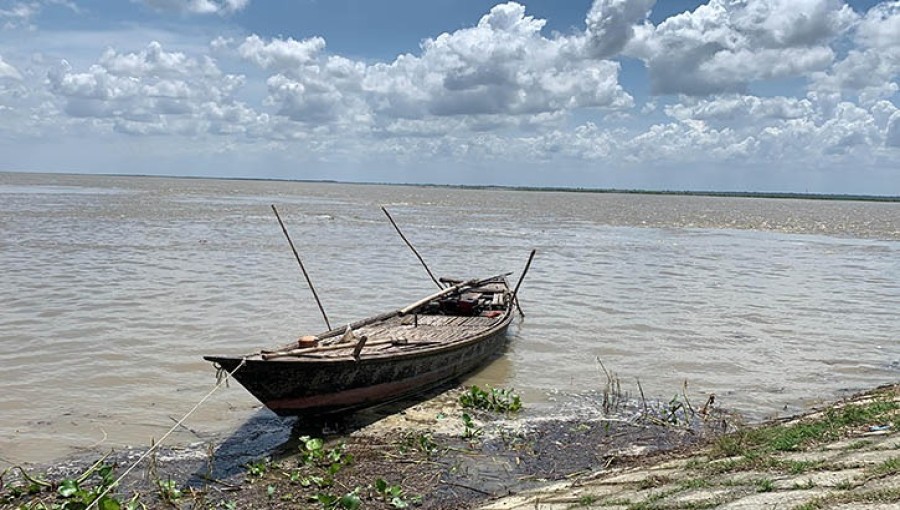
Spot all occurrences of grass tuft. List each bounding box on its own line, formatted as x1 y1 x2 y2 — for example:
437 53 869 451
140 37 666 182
710 397 899 460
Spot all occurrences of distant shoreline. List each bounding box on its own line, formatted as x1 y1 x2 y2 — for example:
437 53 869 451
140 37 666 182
3 169 899 203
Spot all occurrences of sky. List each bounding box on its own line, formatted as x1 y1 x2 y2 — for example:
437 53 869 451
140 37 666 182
0 1 898 195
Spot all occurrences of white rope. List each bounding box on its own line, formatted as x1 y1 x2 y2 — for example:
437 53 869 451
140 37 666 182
86 358 247 509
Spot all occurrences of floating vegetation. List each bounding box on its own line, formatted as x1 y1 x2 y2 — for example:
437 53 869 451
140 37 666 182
1 457 143 510
458 385 522 414
461 413 483 440
0 371 751 510
397 432 440 457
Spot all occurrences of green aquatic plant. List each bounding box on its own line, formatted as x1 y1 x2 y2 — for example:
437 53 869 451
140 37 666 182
299 436 327 465
398 432 440 457
312 487 362 510
459 385 522 413
461 413 483 439
246 457 270 477
374 478 416 509
156 478 182 502
0 455 138 510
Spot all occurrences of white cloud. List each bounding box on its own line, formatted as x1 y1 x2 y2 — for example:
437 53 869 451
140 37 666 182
99 41 220 78
466 88 891 174
584 0 656 59
886 111 900 147
0 53 22 79
627 0 857 95
810 2 900 105
264 59 369 126
46 41 264 136
0 2 38 29
140 0 249 16
3 0 898 193
665 95 815 124
1 0 77 29
237 35 326 71
234 2 632 130
856 0 900 51
816 101 881 153
648 93 895 161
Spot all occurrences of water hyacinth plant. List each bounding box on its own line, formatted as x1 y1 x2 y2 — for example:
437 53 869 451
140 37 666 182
459 385 522 414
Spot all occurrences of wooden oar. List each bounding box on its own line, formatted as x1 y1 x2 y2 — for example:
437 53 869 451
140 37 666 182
271 204 332 331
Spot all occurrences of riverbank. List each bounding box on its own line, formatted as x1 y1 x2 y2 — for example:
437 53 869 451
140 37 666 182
1 384 897 509
483 383 900 510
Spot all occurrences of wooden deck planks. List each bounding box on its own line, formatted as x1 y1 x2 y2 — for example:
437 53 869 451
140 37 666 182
296 314 504 357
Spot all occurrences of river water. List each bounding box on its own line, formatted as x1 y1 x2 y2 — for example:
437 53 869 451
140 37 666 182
1 172 898 467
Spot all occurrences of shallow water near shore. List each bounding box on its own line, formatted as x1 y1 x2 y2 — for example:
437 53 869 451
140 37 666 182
1 172 898 467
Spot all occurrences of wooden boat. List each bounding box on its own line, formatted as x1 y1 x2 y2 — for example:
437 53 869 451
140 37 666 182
204 274 516 416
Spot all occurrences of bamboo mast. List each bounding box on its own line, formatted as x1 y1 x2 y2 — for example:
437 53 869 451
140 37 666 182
271 204 332 331
381 206 444 290
511 249 536 317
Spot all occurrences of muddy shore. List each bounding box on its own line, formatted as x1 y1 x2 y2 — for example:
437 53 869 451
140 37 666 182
2 384 897 509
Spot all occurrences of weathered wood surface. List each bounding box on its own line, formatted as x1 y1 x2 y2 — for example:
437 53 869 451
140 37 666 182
261 314 503 360
204 272 520 416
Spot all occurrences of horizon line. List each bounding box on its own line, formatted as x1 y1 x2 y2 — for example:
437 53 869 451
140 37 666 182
2 169 898 203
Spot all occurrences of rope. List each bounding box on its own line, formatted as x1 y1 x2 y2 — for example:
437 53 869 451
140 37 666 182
86 358 247 510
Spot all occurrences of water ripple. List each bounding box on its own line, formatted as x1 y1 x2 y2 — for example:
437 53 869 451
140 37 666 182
1 173 898 466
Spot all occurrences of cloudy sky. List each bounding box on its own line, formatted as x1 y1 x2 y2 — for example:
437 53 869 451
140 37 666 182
0 1 898 194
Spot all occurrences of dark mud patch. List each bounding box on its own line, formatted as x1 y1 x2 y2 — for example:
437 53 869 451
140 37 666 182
1 389 733 509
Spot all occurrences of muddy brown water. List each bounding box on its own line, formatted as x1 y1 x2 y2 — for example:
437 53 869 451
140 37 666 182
1 172 898 467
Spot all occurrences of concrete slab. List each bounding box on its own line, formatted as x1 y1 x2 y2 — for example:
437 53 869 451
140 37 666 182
831 505 900 510
772 469 866 489
598 468 678 485
780 449 843 463
718 489 823 509
671 486 745 505
839 450 900 466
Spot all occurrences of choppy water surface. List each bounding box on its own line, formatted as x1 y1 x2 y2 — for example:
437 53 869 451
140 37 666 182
1 172 898 467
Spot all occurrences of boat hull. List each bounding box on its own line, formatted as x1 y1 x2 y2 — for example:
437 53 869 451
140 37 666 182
205 320 512 416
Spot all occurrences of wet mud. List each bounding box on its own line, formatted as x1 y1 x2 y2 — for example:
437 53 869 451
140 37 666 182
1 386 733 509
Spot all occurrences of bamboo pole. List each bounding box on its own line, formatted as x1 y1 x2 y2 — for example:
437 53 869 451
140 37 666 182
511 249 536 317
399 278 477 314
398 272 511 315
271 204 332 331
381 206 444 290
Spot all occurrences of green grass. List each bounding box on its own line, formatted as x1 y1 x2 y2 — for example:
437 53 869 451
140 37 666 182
834 479 856 491
600 497 632 506
785 460 824 475
846 439 873 450
700 452 785 475
755 478 775 492
677 478 712 490
577 494 597 506
791 487 900 510
709 398 899 460
791 479 817 490
636 474 672 490
868 456 900 478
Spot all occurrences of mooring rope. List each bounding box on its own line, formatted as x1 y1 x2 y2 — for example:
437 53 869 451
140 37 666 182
86 357 247 510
